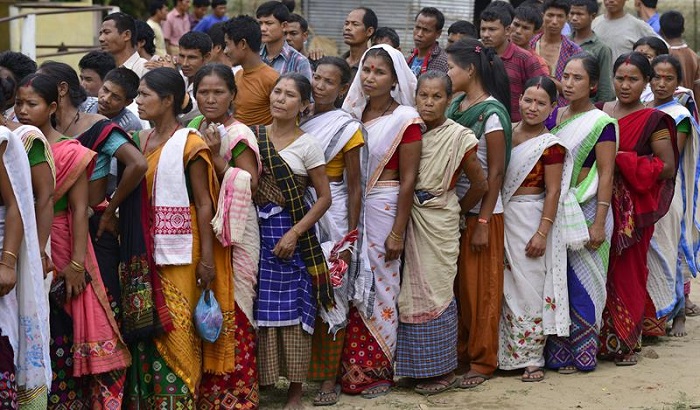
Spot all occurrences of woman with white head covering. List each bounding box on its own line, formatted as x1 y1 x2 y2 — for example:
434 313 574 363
338 44 424 399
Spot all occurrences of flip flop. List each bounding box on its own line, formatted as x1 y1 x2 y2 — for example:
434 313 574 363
414 376 459 395
558 366 578 375
313 384 341 406
361 381 392 399
458 372 492 389
615 353 638 366
522 368 545 382
685 303 700 317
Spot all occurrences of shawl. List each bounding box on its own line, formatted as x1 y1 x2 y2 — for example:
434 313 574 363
256 127 334 309
0 127 52 394
342 44 418 120
301 109 365 163
502 132 572 336
78 119 173 340
446 97 513 166
14 124 56 181
152 128 195 265
613 109 678 253
400 119 478 323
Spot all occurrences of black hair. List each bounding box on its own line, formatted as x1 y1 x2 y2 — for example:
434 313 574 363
141 67 192 116
570 0 599 14
78 51 116 81
0 76 14 110
316 56 352 86
660 11 684 39
287 13 308 32
223 15 262 53
652 54 684 83
362 47 397 81
542 0 571 15
524 76 558 103
103 12 138 47
256 1 290 23
633 36 669 57
613 52 653 80
211 0 227 6
521 0 544 11
446 38 511 110
207 22 226 49
448 20 477 37
640 0 657 7
135 20 156 57
275 72 312 103
480 2 514 27
179 31 213 55
416 7 445 31
514 5 543 31
103 67 140 100
18 73 59 106
372 27 401 48
566 52 600 95
38 61 87 108
355 7 379 33
281 0 295 13
417 70 453 96
193 0 211 6
0 51 37 83
148 0 167 17
193 63 237 96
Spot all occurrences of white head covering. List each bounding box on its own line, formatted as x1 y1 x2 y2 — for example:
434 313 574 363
342 44 418 119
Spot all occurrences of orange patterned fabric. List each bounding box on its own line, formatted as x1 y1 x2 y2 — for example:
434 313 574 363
520 144 565 188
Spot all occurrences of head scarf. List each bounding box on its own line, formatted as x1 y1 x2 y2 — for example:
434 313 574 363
342 44 418 119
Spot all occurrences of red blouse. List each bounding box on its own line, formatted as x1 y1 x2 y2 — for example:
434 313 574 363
521 144 565 188
384 124 422 170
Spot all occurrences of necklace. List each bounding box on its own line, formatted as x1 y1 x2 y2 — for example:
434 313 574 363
513 122 547 143
59 110 80 135
460 92 487 112
380 99 395 117
143 123 180 154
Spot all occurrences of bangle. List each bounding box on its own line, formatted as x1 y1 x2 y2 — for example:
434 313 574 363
199 261 214 269
597 201 611 208
477 217 489 225
389 230 403 241
536 230 547 239
291 226 302 236
69 260 85 273
541 217 554 224
2 250 17 261
0 261 14 269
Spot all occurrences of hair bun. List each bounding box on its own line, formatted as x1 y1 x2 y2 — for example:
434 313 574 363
181 92 193 113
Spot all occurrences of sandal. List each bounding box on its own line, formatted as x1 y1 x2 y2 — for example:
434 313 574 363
313 384 341 406
458 372 492 389
614 353 638 366
414 376 458 395
361 381 392 399
558 366 577 375
685 303 700 317
522 368 545 382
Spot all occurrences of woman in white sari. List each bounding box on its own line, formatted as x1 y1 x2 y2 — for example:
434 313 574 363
0 126 52 409
499 77 580 383
645 54 700 338
339 44 424 399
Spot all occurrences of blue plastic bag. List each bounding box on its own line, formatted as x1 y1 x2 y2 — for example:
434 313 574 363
194 289 223 343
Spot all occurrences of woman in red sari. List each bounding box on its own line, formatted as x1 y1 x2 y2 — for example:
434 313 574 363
598 52 678 366
16 73 131 407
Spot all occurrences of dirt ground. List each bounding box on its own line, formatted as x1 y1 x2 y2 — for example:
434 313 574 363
259 278 700 409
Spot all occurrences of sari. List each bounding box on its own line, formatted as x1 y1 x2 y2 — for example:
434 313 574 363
499 132 582 370
395 119 477 378
599 109 678 357
644 100 700 333
48 138 131 409
447 96 512 377
300 109 365 380
126 129 235 409
544 109 618 371
188 115 261 409
0 127 51 410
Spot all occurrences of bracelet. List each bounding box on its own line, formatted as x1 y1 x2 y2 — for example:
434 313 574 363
1 250 17 261
69 260 85 273
536 230 547 239
0 261 14 269
477 217 489 225
199 261 214 269
389 230 403 241
541 217 554 224
291 226 302 236
597 201 611 208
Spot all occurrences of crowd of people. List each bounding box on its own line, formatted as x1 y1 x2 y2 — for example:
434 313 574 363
0 0 698 408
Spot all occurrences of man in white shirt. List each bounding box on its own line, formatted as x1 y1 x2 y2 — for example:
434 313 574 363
99 12 150 78
591 0 658 61
147 0 169 57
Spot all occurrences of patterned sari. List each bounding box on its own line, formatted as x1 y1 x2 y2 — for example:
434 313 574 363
48 138 131 409
544 109 618 371
599 109 678 357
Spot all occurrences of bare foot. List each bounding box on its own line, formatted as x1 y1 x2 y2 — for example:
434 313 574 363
670 314 687 337
285 382 305 410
